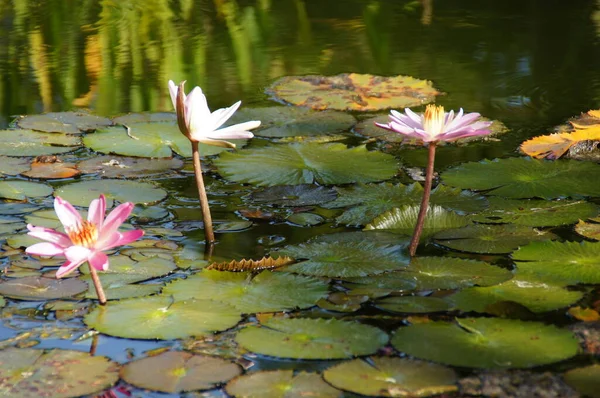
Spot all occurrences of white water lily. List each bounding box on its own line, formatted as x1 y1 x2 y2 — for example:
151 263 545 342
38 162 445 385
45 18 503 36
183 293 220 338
168 80 261 148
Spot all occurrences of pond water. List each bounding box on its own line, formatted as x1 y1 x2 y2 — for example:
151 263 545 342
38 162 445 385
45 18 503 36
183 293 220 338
1 0 600 397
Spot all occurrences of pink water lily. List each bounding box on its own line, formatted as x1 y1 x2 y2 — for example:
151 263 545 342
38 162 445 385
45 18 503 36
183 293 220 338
168 80 261 147
26 195 144 278
376 105 492 143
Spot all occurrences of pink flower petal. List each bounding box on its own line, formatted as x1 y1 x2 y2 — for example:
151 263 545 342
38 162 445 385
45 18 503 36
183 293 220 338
25 242 66 257
104 229 145 250
54 197 82 230
88 251 109 272
64 245 92 265
100 202 134 239
87 194 106 228
26 224 71 247
56 259 85 278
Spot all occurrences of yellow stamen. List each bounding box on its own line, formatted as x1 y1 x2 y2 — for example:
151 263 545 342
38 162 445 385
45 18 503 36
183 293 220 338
66 220 98 248
423 104 445 139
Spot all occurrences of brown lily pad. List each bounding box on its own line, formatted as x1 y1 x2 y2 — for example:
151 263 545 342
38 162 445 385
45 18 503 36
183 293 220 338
21 156 81 179
266 73 440 112
77 155 184 178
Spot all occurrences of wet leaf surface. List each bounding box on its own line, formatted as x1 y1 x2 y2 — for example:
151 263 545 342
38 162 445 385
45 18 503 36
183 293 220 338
0 181 53 200
0 129 81 156
564 364 600 398
0 276 88 300
55 179 167 206
77 155 184 178
226 370 341 398
17 111 112 134
247 184 337 207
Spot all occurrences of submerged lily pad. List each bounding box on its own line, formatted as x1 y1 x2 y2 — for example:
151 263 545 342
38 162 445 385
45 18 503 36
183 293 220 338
230 106 355 137
441 158 600 199
236 317 388 359
226 370 341 398
471 197 598 227
391 318 579 368
0 348 119 398
78 155 184 178
325 183 487 226
248 184 337 207
564 364 600 398
0 181 53 200
55 179 167 206
121 351 241 393
0 276 87 300
511 241 600 286
364 205 469 237
215 143 398 186
266 73 440 111
84 296 242 340
0 129 81 156
323 357 457 397
17 111 112 134
434 224 556 254
276 241 408 278
375 296 451 314
163 270 328 314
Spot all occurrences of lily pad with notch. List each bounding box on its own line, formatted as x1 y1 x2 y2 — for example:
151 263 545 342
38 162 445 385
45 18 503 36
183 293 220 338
215 142 398 186
235 317 388 359
78 155 184 178
391 317 579 369
55 179 167 207
0 276 87 300
247 184 337 207
226 370 341 398
0 129 81 156
17 111 112 134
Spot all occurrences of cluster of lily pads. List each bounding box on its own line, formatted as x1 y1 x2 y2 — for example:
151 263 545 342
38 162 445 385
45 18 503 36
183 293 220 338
0 73 599 397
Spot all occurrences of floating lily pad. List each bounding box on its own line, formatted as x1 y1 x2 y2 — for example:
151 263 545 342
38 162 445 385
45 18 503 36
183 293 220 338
0 129 81 156
0 202 39 215
163 270 328 314
0 348 119 398
230 106 356 137
21 160 81 179
448 278 583 313
214 221 254 233
287 212 324 226
575 217 600 240
564 364 600 398
84 296 242 340
25 209 69 229
77 155 184 178
0 217 26 236
0 181 53 200
434 224 556 254
391 318 579 368
121 351 241 393
248 184 337 207
441 158 600 199
84 123 245 158
215 143 398 186
276 241 408 278
236 317 388 359
375 296 452 314
341 273 417 298
83 278 162 300
324 183 487 226
226 370 341 398
0 156 31 175
323 357 457 397
364 205 469 237
113 112 176 125
266 73 440 111
512 241 600 286
471 197 598 227
17 111 112 134
55 179 167 206
0 276 87 300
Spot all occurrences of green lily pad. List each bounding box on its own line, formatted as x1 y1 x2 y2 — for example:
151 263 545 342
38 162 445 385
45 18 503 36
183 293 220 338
0 348 119 398
24 209 67 229
364 205 469 237
511 241 600 286
323 357 457 397
341 273 417 298
324 183 487 226
130 205 170 223
0 156 31 175
564 364 600 398
0 218 25 236
375 296 452 314
215 221 253 233
286 212 324 226
441 158 600 199
0 276 87 300
0 129 81 156
230 106 356 137
434 224 557 254
17 111 112 134
226 370 341 398
471 197 598 227
247 184 337 207
84 296 242 340
163 270 328 314
0 202 39 215
391 318 580 368
236 317 388 359
0 181 53 200
80 254 177 278
121 351 241 393
276 241 408 278
84 123 246 158
266 73 440 111
55 179 167 207
575 217 600 240
77 155 184 178
448 278 583 313
84 279 162 300
215 143 398 186
113 112 176 125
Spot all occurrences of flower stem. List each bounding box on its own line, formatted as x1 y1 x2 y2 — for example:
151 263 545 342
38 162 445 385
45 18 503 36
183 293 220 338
191 141 215 243
409 142 437 256
88 263 107 305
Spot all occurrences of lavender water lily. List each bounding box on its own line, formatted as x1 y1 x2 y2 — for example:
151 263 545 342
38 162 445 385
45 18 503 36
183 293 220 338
376 105 491 256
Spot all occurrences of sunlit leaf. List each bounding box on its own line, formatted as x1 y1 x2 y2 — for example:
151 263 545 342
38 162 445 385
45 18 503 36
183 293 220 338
520 127 600 160
21 158 81 179
226 370 341 398
55 179 167 206
266 73 440 111
77 155 183 178
17 111 112 134
0 129 81 157
575 217 600 240
206 256 294 272
568 306 600 322
0 181 53 200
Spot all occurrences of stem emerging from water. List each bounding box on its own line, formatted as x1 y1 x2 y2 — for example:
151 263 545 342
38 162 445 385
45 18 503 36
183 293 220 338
191 141 215 243
409 142 437 256
88 263 106 305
